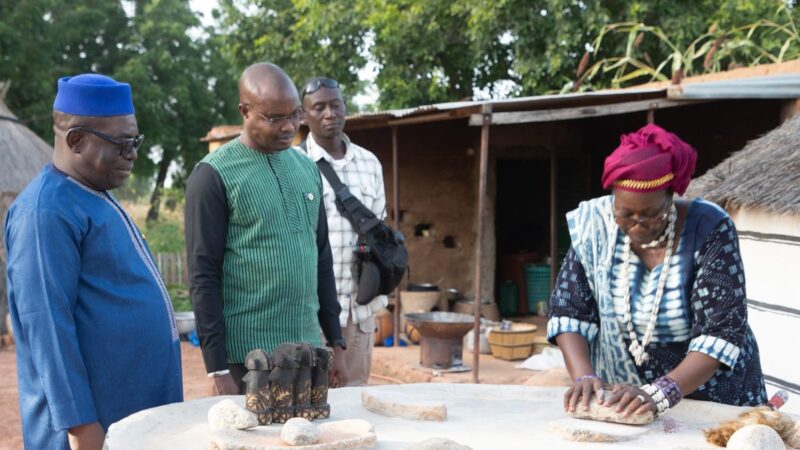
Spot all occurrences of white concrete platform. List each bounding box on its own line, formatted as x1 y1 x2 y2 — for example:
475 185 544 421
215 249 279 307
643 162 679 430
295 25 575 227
105 384 792 449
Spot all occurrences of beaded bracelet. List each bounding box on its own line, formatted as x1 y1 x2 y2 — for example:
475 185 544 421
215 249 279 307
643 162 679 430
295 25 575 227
653 375 682 407
641 383 670 417
575 374 600 383
641 376 682 418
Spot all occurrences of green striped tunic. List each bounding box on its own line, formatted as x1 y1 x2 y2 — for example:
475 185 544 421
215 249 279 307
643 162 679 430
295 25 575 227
201 139 323 362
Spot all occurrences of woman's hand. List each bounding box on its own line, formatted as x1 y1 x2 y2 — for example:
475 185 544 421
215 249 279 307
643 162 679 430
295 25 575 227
564 375 606 413
602 383 656 417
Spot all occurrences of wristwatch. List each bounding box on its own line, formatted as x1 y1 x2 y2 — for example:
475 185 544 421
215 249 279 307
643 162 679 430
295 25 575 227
327 338 347 350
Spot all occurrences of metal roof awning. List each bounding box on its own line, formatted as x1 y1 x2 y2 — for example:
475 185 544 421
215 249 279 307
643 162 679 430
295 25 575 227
667 74 800 99
467 98 705 126
345 88 666 130
345 73 800 130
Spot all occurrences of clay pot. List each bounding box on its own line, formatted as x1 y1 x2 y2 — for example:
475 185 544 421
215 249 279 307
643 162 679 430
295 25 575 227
453 301 501 322
404 322 422 345
399 291 441 338
400 291 441 314
374 309 394 346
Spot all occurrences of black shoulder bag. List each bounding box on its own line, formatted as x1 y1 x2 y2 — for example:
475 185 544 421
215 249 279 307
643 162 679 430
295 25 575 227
301 142 408 305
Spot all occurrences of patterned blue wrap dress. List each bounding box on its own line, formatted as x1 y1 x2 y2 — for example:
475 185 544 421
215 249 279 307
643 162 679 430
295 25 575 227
547 195 766 406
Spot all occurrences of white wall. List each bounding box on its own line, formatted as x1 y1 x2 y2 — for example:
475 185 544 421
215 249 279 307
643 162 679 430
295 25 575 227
731 207 800 414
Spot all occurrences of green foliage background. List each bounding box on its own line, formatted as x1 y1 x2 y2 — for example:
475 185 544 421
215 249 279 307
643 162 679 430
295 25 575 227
3 0 796 314
1 0 797 194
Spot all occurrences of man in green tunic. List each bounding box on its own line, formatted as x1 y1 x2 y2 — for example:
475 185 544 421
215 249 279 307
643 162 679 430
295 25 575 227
185 63 348 395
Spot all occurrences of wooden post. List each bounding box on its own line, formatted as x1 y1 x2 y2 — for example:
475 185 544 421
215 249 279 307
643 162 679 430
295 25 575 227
392 126 401 349
473 104 491 383
550 147 558 291
647 104 655 124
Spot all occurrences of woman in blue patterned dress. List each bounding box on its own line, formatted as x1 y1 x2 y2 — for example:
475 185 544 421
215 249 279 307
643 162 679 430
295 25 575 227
548 124 766 419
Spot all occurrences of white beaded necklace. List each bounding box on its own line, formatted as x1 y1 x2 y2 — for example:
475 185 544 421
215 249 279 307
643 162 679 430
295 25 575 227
620 202 678 366
639 223 669 249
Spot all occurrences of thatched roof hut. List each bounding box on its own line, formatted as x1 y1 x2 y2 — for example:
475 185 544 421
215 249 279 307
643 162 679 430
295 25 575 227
0 91 53 194
1 83 52 340
687 113 800 215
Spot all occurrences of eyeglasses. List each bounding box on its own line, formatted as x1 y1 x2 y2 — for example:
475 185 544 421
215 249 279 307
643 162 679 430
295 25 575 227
301 78 339 98
613 198 671 229
247 105 303 126
67 126 144 158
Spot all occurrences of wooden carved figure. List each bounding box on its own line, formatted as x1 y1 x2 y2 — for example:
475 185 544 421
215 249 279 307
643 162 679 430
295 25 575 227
311 346 333 419
243 348 272 425
293 342 318 419
269 343 300 423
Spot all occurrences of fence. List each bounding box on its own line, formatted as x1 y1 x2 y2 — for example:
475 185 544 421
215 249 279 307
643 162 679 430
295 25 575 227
155 252 189 286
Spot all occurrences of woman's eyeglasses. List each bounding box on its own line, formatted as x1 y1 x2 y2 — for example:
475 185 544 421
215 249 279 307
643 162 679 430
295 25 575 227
67 126 144 158
301 78 339 98
613 198 671 228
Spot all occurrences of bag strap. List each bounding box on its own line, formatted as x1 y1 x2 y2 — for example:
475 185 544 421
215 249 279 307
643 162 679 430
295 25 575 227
316 158 349 195
315 158 382 235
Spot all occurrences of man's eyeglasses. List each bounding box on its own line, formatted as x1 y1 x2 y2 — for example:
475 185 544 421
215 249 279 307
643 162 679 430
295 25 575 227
247 106 303 126
301 78 339 98
68 126 144 158
613 198 671 229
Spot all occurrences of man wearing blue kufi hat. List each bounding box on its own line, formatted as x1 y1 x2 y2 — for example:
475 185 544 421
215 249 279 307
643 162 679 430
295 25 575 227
5 74 183 450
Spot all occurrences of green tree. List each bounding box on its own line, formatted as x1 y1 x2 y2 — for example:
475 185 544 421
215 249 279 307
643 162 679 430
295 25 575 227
0 0 239 221
365 0 514 108
573 4 800 90
0 0 133 140
467 0 794 94
216 0 368 104
116 0 239 222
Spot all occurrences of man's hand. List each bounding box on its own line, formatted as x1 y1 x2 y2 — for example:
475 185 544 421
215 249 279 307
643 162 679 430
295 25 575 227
329 346 348 388
211 373 240 396
68 422 105 450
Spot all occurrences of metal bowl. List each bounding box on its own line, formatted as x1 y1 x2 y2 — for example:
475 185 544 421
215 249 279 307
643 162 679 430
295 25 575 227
403 312 475 339
406 283 440 292
444 288 462 301
174 311 196 335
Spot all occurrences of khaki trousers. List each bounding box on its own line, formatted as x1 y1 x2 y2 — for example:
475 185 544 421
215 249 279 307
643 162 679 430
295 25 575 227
342 314 376 386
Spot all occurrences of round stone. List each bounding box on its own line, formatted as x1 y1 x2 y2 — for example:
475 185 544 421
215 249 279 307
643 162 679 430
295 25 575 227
726 424 784 450
281 417 321 446
207 399 258 431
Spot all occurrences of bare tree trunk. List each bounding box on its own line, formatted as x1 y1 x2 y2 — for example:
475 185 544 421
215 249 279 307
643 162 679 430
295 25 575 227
146 156 171 223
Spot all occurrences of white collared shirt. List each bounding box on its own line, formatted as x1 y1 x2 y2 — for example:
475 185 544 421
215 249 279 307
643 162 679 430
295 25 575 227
299 133 388 329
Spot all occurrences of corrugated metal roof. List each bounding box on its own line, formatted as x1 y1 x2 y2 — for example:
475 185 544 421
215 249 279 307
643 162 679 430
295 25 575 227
197 68 800 136
347 87 666 123
346 73 800 128
667 74 800 99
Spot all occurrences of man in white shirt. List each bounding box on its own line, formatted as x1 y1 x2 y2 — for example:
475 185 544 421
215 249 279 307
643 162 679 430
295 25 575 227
300 77 387 386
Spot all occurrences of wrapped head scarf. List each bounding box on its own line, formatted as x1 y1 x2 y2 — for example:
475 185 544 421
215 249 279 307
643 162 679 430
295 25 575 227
601 124 697 196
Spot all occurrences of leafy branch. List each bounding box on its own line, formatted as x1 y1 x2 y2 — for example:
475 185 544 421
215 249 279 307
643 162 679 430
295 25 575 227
565 5 800 93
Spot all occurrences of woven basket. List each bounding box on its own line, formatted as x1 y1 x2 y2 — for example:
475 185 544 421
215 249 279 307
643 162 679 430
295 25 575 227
486 323 538 360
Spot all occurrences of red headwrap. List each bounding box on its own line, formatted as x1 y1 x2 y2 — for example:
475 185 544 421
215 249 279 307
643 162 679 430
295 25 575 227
601 124 697 196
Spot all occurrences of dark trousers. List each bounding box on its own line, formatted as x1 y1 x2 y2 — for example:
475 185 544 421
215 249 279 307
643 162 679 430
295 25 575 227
228 363 248 394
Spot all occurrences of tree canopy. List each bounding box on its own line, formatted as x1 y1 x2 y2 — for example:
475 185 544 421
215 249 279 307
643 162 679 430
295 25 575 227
1 0 796 208
0 0 239 220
